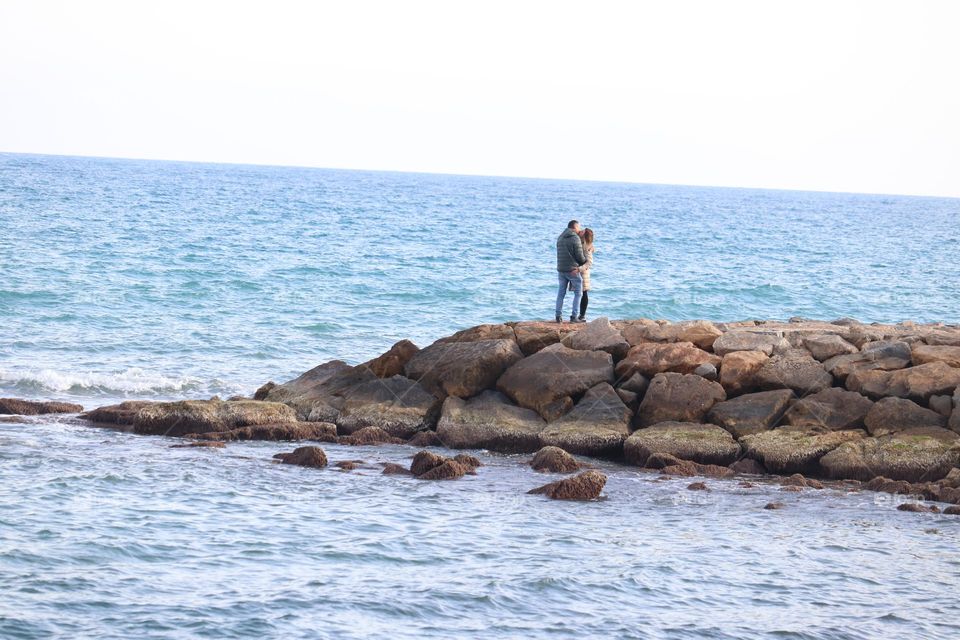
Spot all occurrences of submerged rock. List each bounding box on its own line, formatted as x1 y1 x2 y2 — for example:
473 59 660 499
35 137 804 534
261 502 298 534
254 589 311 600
437 390 546 453
624 422 741 466
897 503 940 513
133 399 298 437
687 481 709 491
0 398 84 415
170 441 226 448
381 462 413 476
635 372 726 428
530 446 582 473
539 383 632 458
275 446 328 468
410 450 448 477
528 470 607 500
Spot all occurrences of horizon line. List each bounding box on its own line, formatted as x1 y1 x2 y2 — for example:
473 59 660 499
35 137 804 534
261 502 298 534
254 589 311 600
2 148 957 201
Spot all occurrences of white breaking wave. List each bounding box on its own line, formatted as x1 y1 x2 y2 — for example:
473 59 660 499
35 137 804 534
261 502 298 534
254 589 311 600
0 367 241 398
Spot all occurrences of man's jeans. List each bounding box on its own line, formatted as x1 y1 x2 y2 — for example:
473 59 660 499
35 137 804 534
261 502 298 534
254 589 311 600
556 270 583 319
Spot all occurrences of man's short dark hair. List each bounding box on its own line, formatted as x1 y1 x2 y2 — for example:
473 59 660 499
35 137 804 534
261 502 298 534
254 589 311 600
567 220 579 229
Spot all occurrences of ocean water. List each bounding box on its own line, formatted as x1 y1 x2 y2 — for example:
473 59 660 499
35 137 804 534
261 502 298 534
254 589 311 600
3 153 960 639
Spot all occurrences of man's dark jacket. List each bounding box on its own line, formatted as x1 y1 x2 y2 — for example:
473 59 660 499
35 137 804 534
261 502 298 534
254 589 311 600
556 228 587 272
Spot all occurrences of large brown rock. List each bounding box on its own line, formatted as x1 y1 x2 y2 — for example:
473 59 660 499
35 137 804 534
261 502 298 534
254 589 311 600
706 389 795 438
803 334 858 362
561 317 630 360
496 343 614 420
820 428 960 482
528 470 607 500
437 323 516 344
529 446 582 473
80 400 156 427
912 344 960 369
823 341 911 380
780 387 874 431
615 342 721 380
847 361 960 402
261 359 354 405
336 375 442 439
713 332 789 356
740 427 865 474
756 353 833 395
617 319 662 347
0 398 84 415
512 322 578 355
436 390 546 453
624 422 741 466
863 397 946 436
133 399 298 437
925 330 960 347
539 383 632 458
635 372 726 428
404 338 523 398
364 339 420 378
637 320 723 350
719 350 769 396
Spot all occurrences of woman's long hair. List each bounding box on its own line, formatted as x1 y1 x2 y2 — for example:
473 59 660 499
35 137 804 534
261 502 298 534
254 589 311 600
582 228 594 250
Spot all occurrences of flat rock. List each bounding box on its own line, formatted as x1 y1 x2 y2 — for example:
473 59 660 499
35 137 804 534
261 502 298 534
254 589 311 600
539 383 632 458
527 470 607 500
404 338 523 398
820 428 960 482
80 400 156 427
615 342 721 380
719 350 769 396
635 372 726 428
803 334 859 362
0 398 84 415
185 422 338 442
756 354 833 395
436 390 546 453
713 332 789 356
336 375 441 439
133 399 298 437
616 319 662 346
624 422 741 466
780 387 874 431
338 425 405 445
496 343 614 420
706 389 795 438
847 361 960 402
740 427 865 475
530 446 583 473
912 344 960 368
637 320 723 350
561 317 630 360
924 330 960 347
863 397 946 436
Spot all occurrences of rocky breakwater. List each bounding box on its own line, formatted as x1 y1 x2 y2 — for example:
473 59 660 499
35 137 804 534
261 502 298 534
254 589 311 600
53 316 960 506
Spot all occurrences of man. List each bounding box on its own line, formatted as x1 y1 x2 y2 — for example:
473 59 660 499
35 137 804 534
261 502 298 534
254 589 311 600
555 220 587 323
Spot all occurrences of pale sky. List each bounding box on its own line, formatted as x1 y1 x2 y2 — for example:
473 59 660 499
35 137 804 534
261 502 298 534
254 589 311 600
1 0 958 197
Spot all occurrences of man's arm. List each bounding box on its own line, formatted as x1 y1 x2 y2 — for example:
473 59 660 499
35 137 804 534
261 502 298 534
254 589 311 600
571 236 587 266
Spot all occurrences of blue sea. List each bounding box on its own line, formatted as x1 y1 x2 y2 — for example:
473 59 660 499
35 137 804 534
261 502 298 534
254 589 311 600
2 152 960 638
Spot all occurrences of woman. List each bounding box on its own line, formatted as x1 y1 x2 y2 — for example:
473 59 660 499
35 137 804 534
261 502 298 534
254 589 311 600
578 228 595 321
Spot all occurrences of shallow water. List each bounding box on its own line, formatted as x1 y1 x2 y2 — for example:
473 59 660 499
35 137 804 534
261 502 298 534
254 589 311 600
3 153 960 638
2 418 959 639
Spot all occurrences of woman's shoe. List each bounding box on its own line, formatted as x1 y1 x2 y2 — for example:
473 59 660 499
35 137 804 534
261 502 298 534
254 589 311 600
570 316 586 323
578 315 586 321
555 315 562 323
